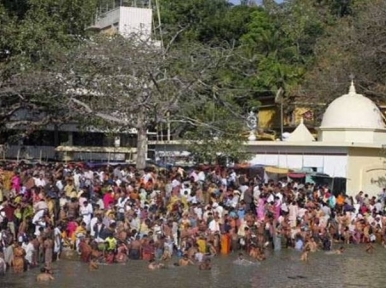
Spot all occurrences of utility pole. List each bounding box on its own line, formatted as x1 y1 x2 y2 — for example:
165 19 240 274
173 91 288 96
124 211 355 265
275 87 284 141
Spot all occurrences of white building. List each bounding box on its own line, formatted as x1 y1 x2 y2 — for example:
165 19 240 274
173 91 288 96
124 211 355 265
92 1 161 47
152 82 386 197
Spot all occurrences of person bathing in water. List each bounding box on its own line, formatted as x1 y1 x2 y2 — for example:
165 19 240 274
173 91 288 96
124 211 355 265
36 267 55 282
366 243 375 254
148 259 164 270
174 254 194 267
234 253 254 265
199 258 212 270
334 246 345 255
89 257 99 271
300 246 310 262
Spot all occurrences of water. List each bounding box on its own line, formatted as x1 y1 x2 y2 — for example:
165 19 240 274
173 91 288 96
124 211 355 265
1 245 384 288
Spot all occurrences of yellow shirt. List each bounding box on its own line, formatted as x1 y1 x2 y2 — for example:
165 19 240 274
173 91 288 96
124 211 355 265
197 239 207 253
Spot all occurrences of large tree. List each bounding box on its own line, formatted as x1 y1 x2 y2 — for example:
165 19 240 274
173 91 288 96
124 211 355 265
57 33 235 169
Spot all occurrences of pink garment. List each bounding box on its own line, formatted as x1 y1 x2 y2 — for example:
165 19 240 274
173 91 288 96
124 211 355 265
11 175 21 193
257 198 265 221
274 201 281 220
67 221 77 238
103 193 114 209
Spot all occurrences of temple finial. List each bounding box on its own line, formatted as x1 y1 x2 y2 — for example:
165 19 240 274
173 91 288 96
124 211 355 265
349 74 356 94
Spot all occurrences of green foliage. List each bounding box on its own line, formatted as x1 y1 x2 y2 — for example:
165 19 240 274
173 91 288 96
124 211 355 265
182 104 248 164
159 0 257 45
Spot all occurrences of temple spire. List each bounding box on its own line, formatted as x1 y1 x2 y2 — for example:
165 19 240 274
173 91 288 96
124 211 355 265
349 80 356 94
349 74 356 95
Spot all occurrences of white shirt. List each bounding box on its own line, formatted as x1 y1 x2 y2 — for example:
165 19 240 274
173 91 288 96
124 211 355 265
253 186 261 200
80 203 93 226
73 173 81 190
194 207 203 220
208 219 221 233
171 179 181 188
34 177 46 187
84 170 93 180
90 217 99 237
239 185 248 200
23 242 35 263
116 197 129 213
198 171 206 182
56 180 64 192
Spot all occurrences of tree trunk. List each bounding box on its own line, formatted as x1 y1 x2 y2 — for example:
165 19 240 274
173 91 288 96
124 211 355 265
136 125 148 170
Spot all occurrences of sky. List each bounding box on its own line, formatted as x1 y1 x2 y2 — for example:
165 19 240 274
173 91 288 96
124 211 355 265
229 0 283 4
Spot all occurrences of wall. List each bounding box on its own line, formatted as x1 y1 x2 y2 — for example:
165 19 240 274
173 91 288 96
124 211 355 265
95 8 121 30
347 147 386 197
119 7 152 38
94 7 153 39
319 128 386 144
249 154 347 177
3 145 56 161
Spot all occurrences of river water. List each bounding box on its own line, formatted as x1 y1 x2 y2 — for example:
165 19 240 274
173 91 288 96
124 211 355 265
1 245 384 288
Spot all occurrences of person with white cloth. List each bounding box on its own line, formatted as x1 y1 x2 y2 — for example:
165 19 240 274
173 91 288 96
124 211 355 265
208 215 221 233
32 209 47 236
116 194 129 221
22 238 35 268
80 201 93 231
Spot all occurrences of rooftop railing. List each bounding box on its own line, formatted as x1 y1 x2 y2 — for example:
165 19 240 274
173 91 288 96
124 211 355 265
98 0 151 15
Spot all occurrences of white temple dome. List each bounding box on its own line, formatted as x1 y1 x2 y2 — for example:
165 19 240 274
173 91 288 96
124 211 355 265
320 81 385 130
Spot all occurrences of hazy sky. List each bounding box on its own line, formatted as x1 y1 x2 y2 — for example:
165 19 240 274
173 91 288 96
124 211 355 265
229 0 283 4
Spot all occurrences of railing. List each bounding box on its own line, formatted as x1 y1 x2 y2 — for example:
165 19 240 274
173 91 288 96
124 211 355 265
98 0 151 15
2 145 134 162
2 145 56 161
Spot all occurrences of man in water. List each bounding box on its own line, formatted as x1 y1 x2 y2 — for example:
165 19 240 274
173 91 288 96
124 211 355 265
300 246 310 262
366 243 374 254
326 246 344 255
178 254 194 266
89 257 99 271
199 258 212 270
234 253 254 265
335 246 344 255
36 267 54 282
148 259 164 270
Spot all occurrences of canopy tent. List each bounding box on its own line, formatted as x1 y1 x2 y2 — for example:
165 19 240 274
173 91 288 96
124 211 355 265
264 166 289 174
288 172 306 178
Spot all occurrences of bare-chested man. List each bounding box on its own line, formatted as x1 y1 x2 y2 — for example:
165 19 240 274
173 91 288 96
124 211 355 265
36 267 54 282
148 259 164 270
366 243 375 254
43 237 54 270
89 258 99 271
199 258 212 270
129 235 142 260
178 254 194 266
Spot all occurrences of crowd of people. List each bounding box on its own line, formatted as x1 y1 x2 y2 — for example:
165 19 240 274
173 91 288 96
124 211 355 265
0 161 385 280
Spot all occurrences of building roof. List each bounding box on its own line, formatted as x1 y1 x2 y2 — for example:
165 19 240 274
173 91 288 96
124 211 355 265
286 118 315 142
320 81 385 130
